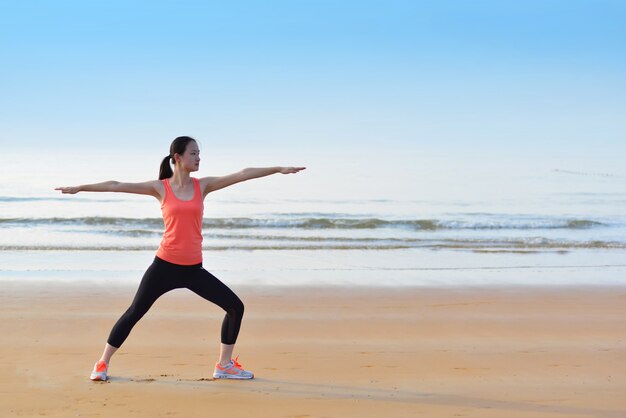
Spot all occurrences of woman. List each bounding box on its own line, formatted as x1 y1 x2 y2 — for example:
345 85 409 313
56 136 305 381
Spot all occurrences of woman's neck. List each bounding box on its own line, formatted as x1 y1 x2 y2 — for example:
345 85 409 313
170 171 192 188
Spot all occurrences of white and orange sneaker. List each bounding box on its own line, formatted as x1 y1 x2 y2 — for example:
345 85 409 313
213 356 254 379
90 360 108 381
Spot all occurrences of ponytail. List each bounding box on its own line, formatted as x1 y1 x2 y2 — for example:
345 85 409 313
159 155 173 180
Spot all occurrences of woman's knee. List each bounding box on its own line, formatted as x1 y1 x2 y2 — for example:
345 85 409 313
227 297 244 318
123 303 148 323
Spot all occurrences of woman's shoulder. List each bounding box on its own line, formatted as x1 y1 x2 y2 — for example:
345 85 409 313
150 179 166 201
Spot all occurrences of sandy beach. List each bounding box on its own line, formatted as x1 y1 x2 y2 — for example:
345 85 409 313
1 281 625 418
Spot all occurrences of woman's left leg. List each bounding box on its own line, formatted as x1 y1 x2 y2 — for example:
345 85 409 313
185 268 245 347
185 268 253 378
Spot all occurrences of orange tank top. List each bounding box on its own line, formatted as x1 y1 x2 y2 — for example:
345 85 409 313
156 177 204 265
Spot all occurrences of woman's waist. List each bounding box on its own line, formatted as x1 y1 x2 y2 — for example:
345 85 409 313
153 255 202 269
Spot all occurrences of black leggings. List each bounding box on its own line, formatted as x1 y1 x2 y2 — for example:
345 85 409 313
107 257 244 348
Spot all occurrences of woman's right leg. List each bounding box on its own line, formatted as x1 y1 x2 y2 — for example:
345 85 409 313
90 257 180 380
98 342 118 364
104 258 178 355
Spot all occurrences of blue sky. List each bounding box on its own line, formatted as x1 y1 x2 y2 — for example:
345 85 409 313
1 0 625 162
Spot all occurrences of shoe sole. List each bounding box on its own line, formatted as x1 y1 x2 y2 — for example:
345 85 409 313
90 372 107 381
213 373 254 380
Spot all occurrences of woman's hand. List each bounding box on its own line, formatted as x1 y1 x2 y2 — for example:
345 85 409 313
55 186 80 194
278 167 306 174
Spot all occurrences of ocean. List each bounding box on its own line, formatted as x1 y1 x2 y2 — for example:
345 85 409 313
1 173 626 286
1 195 626 252
1 147 625 287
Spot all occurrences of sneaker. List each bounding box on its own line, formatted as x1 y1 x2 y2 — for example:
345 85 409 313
213 356 254 379
90 360 108 381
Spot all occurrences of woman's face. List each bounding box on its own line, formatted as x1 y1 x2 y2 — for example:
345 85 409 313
176 141 200 172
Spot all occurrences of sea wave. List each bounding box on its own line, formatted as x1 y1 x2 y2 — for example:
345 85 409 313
2 237 624 252
0 216 611 231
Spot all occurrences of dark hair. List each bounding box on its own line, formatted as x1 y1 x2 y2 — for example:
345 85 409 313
159 136 197 180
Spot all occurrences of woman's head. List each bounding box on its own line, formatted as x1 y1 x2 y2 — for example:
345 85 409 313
159 136 200 180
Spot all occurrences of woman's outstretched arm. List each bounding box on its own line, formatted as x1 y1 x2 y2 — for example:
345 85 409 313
201 166 305 194
55 180 162 199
